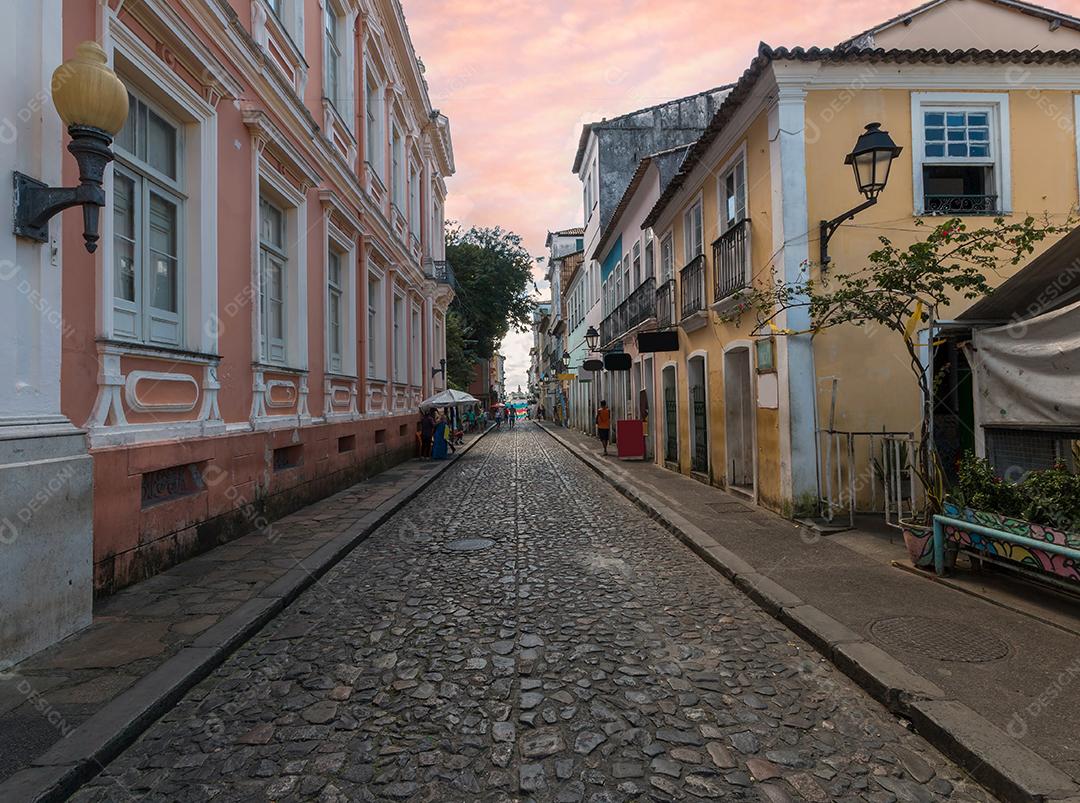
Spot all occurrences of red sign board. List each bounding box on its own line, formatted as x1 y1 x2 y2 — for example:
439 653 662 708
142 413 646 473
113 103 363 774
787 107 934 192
616 419 646 460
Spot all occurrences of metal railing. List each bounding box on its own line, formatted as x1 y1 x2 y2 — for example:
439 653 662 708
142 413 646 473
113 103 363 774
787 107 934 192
427 258 456 286
713 219 750 301
691 384 708 474
816 429 920 528
656 279 676 329
923 194 999 215
599 277 657 348
679 254 705 320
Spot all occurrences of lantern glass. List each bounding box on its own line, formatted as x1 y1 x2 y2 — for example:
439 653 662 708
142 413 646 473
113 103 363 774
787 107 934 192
845 122 902 201
585 326 599 351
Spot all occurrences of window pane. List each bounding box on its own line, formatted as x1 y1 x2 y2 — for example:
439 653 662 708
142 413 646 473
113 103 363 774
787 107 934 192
967 112 988 127
147 109 177 179
925 143 945 158
148 193 178 312
925 127 945 142
115 93 138 157
113 173 137 302
947 143 968 157
947 128 966 141
969 144 989 158
924 111 945 127
969 128 989 142
946 112 965 126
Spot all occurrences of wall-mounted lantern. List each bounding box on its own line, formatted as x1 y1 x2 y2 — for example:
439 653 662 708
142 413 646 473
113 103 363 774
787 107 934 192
13 41 129 253
584 326 599 352
819 122 903 267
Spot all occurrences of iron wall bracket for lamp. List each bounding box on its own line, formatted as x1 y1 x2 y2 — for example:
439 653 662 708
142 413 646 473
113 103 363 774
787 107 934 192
431 357 446 378
819 196 878 269
13 125 113 253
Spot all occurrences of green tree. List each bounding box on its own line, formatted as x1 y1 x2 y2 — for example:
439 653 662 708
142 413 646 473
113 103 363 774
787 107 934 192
445 223 535 384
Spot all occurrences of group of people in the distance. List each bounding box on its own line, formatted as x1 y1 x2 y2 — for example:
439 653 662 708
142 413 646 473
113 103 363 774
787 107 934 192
418 406 467 460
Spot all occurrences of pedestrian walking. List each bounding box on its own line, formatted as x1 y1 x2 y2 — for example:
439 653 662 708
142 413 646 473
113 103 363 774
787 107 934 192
595 400 611 456
420 409 435 459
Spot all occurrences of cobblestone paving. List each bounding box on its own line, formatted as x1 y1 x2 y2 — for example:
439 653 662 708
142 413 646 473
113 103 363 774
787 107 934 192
74 425 994 802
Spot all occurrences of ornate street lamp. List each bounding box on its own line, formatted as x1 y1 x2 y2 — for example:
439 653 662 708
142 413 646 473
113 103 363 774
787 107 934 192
584 326 599 352
819 122 903 267
431 358 446 378
14 41 130 253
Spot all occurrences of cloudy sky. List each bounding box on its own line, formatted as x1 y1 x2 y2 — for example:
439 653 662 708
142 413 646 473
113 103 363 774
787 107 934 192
403 0 1039 391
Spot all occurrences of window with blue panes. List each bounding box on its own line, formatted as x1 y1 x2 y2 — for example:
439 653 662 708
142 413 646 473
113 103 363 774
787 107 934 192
923 110 991 160
920 106 998 215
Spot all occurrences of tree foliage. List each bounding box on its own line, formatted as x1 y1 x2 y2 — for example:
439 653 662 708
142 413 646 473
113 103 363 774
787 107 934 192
721 214 1070 515
444 223 535 388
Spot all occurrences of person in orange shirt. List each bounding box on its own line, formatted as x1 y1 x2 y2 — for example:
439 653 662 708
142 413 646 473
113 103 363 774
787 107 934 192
595 400 611 456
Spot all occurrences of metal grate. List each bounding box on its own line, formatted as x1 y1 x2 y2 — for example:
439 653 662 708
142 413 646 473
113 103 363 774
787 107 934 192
664 388 678 463
691 384 708 474
986 428 1079 479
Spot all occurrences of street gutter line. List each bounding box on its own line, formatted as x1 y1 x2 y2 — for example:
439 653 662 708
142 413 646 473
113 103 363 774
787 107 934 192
0 426 495 803
538 422 1080 803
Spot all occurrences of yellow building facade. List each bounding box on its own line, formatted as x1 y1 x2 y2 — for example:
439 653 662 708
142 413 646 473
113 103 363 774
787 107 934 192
641 0 1080 516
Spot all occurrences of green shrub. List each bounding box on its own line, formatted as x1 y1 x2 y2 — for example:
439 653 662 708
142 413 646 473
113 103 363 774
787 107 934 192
950 453 1080 533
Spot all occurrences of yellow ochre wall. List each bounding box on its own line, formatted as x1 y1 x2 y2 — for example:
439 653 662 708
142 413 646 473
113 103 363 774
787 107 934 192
664 111 782 508
804 86 1078 444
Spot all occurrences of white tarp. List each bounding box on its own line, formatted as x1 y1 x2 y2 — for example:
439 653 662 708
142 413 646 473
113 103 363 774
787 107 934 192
969 298 1080 427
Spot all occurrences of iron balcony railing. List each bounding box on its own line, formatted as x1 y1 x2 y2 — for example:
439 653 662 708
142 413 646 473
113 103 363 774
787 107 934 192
427 258 456 286
923 194 999 215
599 277 657 348
679 254 705 320
713 219 750 302
656 278 676 329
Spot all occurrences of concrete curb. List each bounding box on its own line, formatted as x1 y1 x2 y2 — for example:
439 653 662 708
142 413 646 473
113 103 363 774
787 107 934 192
538 423 1080 803
0 427 493 803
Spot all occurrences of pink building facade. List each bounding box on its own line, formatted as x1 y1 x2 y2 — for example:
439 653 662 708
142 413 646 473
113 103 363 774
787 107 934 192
68 0 454 596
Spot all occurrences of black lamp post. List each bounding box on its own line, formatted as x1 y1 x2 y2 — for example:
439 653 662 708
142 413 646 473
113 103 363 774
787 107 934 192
584 326 599 352
13 41 130 253
819 122 903 267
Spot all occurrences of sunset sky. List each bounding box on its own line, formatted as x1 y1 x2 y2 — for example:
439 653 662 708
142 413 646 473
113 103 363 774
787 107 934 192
403 0 1079 391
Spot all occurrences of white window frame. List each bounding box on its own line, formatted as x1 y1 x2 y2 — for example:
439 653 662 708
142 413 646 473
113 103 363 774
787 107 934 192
325 222 357 376
258 197 288 364
632 241 641 288
683 197 704 263
255 165 308 370
911 92 1011 216
660 231 674 282
408 158 422 239
391 123 405 211
410 304 422 386
102 26 218 354
392 291 406 382
366 266 386 380
322 1 344 112
717 147 748 234
112 91 185 347
364 64 385 180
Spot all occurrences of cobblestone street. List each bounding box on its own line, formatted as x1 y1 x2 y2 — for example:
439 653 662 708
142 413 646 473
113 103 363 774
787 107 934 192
73 425 993 802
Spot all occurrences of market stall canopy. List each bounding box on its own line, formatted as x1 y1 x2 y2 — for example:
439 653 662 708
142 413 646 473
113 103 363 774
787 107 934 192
419 389 480 410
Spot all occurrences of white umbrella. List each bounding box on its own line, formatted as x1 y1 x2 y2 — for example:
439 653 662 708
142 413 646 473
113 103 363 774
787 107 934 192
418 388 480 410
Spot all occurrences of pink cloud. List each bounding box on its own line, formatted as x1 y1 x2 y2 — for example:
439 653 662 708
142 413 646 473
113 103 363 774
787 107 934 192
403 0 1080 387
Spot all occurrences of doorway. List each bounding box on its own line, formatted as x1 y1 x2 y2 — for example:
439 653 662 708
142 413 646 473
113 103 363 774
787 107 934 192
662 365 678 466
688 355 709 476
724 346 755 493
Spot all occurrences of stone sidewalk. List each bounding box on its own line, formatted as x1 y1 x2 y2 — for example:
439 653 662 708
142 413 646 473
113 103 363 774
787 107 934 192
541 423 1080 801
0 427 490 797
